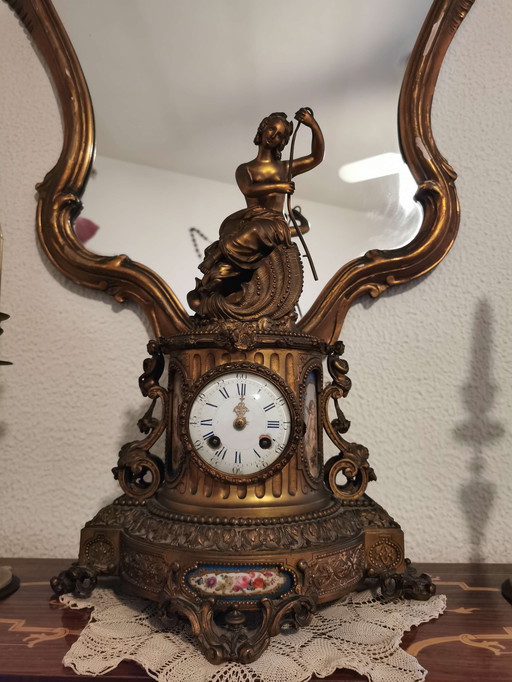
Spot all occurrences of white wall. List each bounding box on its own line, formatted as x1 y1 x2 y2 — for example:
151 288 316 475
0 1 510 562
341 2 512 562
0 3 149 558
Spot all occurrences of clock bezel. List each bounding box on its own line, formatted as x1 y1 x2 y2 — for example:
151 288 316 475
181 361 302 484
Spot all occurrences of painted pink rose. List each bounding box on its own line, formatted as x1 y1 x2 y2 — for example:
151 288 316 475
263 571 273 577
206 576 217 588
252 577 265 589
233 575 250 590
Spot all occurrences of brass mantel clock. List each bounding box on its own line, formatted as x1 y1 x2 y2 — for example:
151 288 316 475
48 104 432 662
7 0 475 666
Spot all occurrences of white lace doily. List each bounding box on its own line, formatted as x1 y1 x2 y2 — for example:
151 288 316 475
61 587 445 682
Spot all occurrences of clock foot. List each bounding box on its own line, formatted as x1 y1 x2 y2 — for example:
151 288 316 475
160 592 316 664
359 558 436 601
50 562 98 598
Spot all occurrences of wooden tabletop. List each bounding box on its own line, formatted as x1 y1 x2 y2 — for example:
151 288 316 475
0 559 510 681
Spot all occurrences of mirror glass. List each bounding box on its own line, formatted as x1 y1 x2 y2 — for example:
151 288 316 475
52 0 430 314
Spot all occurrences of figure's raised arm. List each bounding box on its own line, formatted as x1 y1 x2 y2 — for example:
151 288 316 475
289 108 325 177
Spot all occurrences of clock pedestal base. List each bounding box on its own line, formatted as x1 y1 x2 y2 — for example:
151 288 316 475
51 494 435 663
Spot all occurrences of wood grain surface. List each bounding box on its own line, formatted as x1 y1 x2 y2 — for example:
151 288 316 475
0 559 510 681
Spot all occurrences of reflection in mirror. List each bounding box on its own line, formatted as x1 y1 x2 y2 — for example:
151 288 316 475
52 0 429 314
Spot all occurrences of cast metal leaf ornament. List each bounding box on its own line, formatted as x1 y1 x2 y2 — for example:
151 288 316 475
363 559 436 602
160 567 316 666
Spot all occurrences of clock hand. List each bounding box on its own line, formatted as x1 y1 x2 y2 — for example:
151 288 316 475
233 396 249 430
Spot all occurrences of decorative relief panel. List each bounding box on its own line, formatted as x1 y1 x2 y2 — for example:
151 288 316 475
87 500 365 552
310 544 365 596
83 534 115 572
120 549 168 594
367 535 403 570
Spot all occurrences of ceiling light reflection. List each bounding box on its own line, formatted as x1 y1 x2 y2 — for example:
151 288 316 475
338 152 404 183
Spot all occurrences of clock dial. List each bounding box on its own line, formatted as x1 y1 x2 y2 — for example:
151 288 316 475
188 370 292 477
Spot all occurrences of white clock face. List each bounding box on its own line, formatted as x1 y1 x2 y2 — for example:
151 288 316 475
188 370 292 477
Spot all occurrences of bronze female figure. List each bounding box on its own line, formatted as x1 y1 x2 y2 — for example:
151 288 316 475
188 108 324 314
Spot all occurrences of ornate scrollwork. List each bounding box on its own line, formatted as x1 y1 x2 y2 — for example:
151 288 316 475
190 243 304 323
361 558 436 602
321 342 376 501
87 499 364 552
50 563 97 598
160 569 316 665
113 449 164 500
112 341 167 500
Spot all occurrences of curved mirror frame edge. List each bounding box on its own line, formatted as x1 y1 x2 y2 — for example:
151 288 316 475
6 0 474 344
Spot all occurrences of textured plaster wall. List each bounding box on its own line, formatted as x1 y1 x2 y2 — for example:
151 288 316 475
340 2 512 562
0 3 149 558
0 1 510 561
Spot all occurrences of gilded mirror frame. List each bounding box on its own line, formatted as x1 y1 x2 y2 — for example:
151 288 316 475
6 0 475 344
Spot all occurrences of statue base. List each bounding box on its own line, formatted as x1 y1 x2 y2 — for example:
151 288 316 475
51 494 434 663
